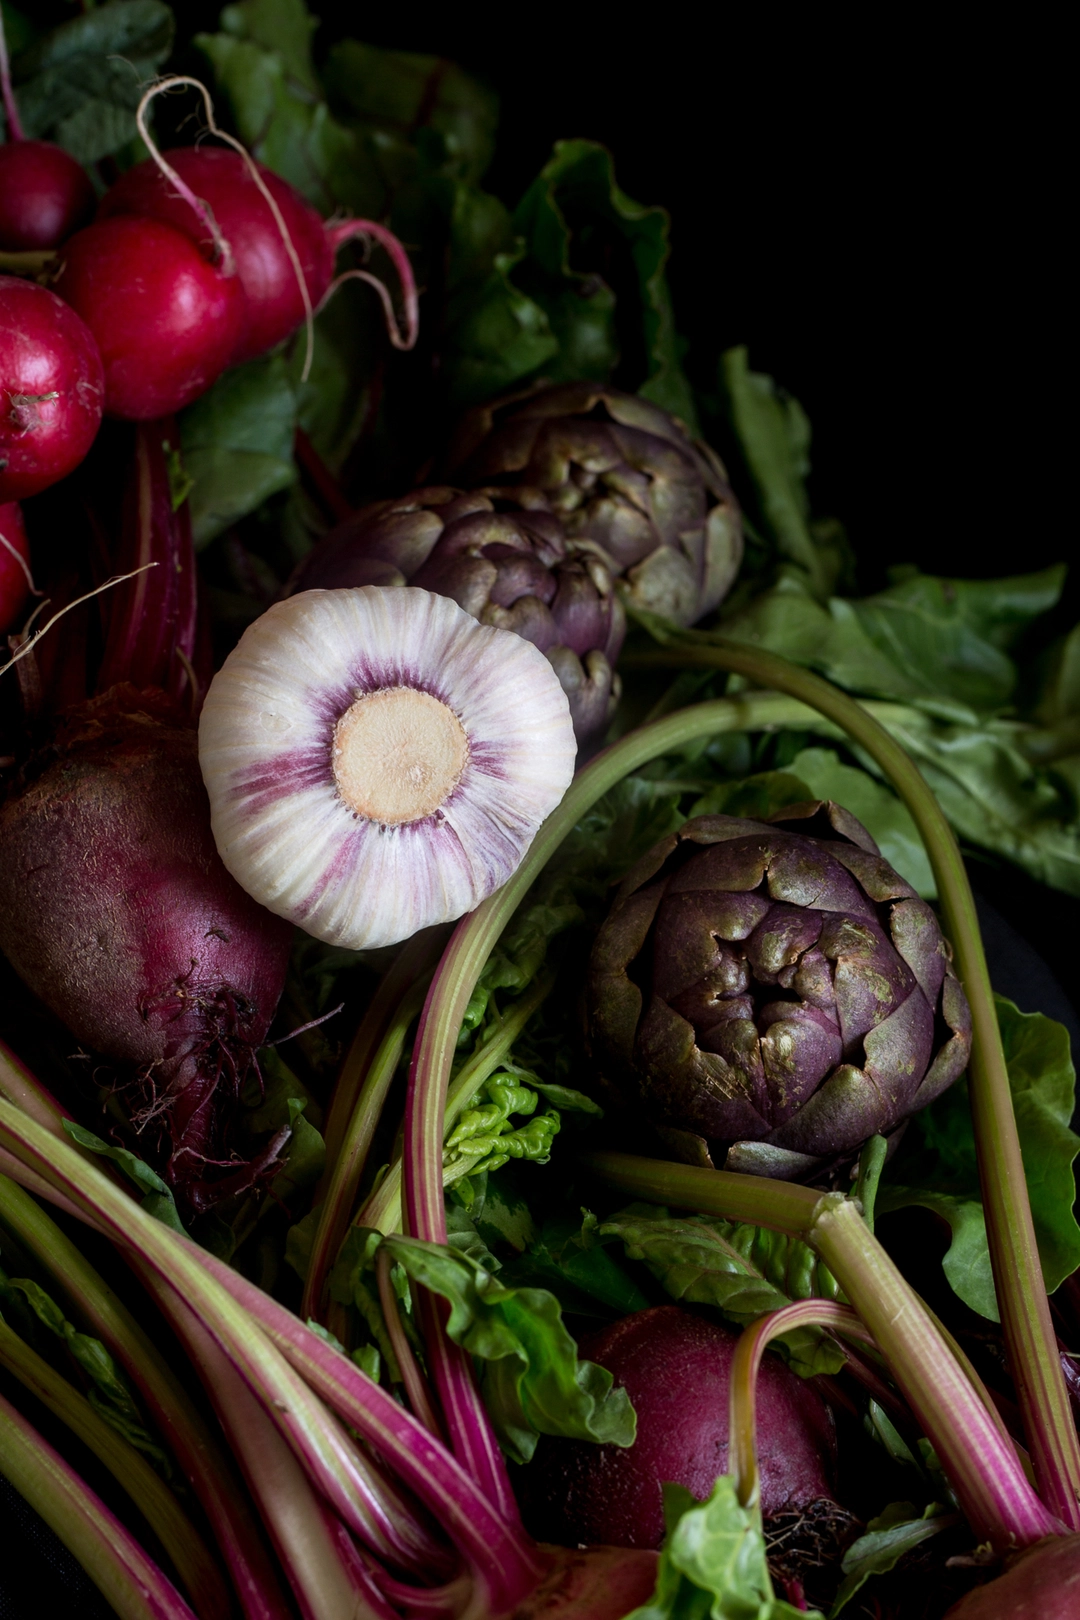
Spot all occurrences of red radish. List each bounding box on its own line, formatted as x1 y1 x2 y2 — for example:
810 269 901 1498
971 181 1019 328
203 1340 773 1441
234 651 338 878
0 686 294 1212
520 1306 836 1550
99 146 333 366
0 274 104 500
0 499 31 631
52 216 245 420
944 1534 1080 1617
0 142 95 251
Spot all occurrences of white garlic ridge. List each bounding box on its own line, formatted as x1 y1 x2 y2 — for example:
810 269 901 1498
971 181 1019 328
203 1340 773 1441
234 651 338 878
197 587 578 949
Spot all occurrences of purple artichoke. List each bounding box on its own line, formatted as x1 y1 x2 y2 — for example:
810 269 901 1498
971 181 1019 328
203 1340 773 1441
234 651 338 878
444 381 744 626
585 801 971 1179
289 488 624 750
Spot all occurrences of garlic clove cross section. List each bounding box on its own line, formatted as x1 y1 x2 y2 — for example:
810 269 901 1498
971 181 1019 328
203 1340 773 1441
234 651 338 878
197 586 577 949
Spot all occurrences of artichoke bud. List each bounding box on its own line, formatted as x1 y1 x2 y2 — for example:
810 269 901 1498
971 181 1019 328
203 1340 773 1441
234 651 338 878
584 801 972 1180
289 485 624 751
443 381 745 625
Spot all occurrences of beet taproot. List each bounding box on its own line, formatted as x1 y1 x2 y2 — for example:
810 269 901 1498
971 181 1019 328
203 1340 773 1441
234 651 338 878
520 1305 836 1549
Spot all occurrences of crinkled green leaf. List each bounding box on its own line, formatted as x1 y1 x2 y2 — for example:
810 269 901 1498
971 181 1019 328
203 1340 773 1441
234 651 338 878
626 1477 820 1620
785 747 936 898
12 0 173 163
383 1233 635 1463
62 1122 185 1233
179 354 298 548
601 1205 844 1378
513 139 697 427
829 1501 957 1617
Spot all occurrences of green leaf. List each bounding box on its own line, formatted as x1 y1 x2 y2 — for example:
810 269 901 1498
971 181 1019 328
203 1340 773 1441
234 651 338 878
1 1270 170 1473
996 995 1080 1293
688 769 817 824
383 1234 635 1463
219 0 320 94
830 1501 957 1616
12 1 174 163
62 1122 185 1234
269 1100 326 1200
501 1212 653 1319
601 1205 844 1378
179 354 298 548
322 36 498 186
785 748 937 898
885 996 1080 1318
877 1188 996 1319
720 350 831 599
625 1476 821 1619
513 140 697 426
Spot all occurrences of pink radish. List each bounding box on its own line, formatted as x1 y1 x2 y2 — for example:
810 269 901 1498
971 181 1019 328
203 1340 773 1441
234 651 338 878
52 216 246 420
520 1305 836 1549
0 499 31 632
0 274 104 500
0 686 294 1212
0 142 95 251
99 146 334 366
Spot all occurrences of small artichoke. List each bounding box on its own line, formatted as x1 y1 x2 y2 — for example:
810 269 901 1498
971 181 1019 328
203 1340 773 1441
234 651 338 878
445 381 744 626
290 488 624 749
585 801 971 1179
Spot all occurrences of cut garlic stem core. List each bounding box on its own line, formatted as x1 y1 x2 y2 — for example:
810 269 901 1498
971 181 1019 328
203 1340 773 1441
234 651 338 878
198 586 577 950
333 687 470 824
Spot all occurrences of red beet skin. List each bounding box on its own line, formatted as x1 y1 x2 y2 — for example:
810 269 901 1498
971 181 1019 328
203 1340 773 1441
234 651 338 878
0 275 104 500
511 1545 659 1618
0 141 95 251
53 216 246 419
0 689 294 1209
521 1306 836 1549
945 1535 1080 1618
99 147 334 364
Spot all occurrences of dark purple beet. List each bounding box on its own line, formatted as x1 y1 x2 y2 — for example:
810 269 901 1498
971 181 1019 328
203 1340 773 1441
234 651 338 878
944 1535 1080 1618
0 687 294 1212
520 1305 836 1549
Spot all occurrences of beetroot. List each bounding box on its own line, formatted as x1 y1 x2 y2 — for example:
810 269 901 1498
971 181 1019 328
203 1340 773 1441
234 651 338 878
944 1534 1080 1617
520 1305 836 1549
99 146 334 366
0 141 95 251
0 499 30 632
52 216 246 420
0 275 104 500
0 687 294 1211
511 1545 659 1617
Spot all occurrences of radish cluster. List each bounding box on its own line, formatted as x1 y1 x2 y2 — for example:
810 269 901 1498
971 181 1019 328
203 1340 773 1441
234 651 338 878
0 121 403 523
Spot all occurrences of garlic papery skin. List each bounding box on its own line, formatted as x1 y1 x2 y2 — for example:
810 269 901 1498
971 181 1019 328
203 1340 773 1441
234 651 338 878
197 586 577 949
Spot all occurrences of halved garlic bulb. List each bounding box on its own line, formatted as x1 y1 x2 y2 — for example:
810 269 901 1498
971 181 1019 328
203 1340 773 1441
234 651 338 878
198 587 577 948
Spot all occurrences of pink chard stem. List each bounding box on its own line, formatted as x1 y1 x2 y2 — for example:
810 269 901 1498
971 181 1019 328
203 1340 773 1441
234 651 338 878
0 9 26 143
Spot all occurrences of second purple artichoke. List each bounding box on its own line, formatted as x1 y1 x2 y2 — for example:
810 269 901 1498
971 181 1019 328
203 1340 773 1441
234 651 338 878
585 800 972 1179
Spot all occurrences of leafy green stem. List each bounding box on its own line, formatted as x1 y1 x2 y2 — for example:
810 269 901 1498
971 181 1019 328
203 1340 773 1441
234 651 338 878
627 636 1080 1526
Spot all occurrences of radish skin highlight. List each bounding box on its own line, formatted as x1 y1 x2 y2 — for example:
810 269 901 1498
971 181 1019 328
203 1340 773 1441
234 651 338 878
198 586 576 950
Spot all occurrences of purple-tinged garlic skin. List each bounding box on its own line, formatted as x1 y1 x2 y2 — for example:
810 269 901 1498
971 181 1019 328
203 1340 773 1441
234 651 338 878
198 586 576 949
